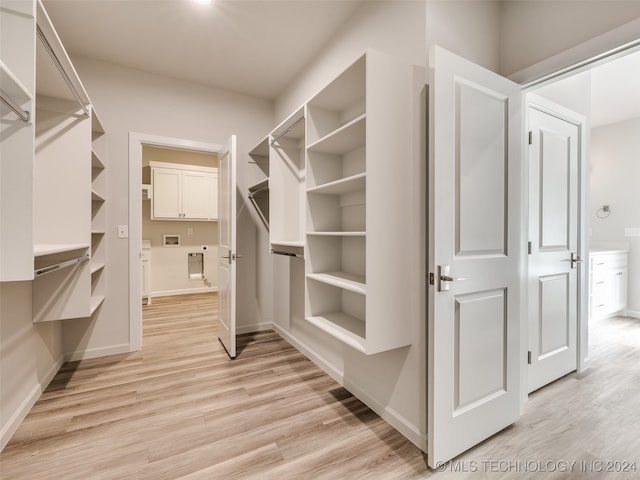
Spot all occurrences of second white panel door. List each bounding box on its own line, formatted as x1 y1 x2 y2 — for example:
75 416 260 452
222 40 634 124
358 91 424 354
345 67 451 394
527 99 582 393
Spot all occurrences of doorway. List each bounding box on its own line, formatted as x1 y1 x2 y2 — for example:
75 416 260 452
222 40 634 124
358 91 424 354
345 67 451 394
524 46 640 390
129 133 224 350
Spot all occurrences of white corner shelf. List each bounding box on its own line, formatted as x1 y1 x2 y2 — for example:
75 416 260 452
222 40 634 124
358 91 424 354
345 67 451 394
34 243 90 257
306 313 366 353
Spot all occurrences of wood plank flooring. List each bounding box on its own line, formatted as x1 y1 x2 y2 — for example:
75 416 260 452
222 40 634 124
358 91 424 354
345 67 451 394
1 293 639 479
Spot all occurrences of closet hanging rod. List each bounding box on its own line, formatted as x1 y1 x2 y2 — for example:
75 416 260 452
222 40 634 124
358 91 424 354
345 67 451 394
270 116 304 145
0 88 30 122
36 25 90 117
34 253 90 277
271 249 303 258
248 185 269 198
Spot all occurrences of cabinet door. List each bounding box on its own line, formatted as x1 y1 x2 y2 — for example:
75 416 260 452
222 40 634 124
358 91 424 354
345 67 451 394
182 170 212 219
210 172 219 220
153 168 181 219
612 267 627 313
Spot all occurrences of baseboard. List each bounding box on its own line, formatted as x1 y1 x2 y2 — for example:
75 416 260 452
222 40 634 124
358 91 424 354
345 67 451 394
343 376 427 452
151 287 217 297
271 323 345 385
64 343 132 362
270 323 427 452
237 322 272 334
625 309 640 319
0 354 64 452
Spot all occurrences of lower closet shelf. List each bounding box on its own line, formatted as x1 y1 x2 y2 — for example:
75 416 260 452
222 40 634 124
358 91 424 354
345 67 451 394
306 313 366 353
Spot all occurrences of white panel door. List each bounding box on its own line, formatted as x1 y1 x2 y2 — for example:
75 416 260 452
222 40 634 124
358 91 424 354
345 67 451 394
428 46 522 467
527 99 581 392
217 135 237 358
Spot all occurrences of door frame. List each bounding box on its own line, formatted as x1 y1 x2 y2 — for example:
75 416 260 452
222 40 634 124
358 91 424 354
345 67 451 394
516 33 640 401
128 132 223 350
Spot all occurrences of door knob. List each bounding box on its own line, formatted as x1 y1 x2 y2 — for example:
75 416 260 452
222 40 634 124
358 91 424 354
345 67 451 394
438 265 467 291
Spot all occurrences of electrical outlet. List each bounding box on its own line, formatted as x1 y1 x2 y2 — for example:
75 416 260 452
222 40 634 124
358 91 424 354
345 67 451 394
187 227 193 235
624 227 640 237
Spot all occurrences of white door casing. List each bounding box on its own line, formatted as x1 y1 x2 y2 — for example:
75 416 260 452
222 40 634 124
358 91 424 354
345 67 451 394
217 135 237 358
428 46 522 467
527 96 583 393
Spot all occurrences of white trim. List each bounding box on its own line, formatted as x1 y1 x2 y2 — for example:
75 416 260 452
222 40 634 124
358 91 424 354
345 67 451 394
128 132 223 352
271 323 427 453
64 344 132 362
237 322 272 334
511 18 640 87
624 310 640 319
151 287 217 297
0 355 64 451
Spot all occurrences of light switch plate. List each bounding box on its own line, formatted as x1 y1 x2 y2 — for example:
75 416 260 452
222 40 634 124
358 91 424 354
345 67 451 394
118 224 129 239
624 227 640 237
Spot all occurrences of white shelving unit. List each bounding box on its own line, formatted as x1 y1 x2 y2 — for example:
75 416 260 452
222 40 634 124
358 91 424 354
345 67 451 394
0 0 35 281
304 50 414 354
31 0 94 322
269 106 305 257
90 112 107 315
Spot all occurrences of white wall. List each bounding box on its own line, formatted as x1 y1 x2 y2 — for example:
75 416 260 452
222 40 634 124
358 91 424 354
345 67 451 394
590 118 640 317
0 282 63 450
426 0 501 72
273 0 428 450
60 56 274 357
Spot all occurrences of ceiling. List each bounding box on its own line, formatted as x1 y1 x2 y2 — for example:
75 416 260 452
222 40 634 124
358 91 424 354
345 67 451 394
590 49 640 127
42 0 364 100
42 1 640 126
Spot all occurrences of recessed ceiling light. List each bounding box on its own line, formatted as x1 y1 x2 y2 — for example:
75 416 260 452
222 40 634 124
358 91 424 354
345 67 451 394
193 0 212 5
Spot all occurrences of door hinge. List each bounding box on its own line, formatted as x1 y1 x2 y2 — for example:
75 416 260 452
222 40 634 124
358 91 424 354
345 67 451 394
428 272 434 286
527 351 532 365
527 241 532 255
528 130 533 145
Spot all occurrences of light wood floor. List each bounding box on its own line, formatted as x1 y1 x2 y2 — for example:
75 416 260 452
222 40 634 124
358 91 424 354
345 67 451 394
1 294 639 479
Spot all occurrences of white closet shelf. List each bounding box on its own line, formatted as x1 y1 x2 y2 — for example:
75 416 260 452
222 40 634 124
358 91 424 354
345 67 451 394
306 114 366 155
90 295 105 314
271 240 304 247
91 230 105 235
249 136 269 159
34 243 90 257
91 110 105 134
307 172 366 195
306 313 366 353
307 272 366 295
91 150 105 168
91 190 105 201
91 263 105 275
306 231 366 237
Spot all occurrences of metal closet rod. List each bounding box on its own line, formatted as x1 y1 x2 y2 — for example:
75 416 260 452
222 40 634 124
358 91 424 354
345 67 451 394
270 116 304 145
34 252 90 277
36 25 90 117
0 88 30 122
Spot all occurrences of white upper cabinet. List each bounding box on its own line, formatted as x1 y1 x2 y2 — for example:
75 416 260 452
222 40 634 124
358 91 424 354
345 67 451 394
150 161 218 221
